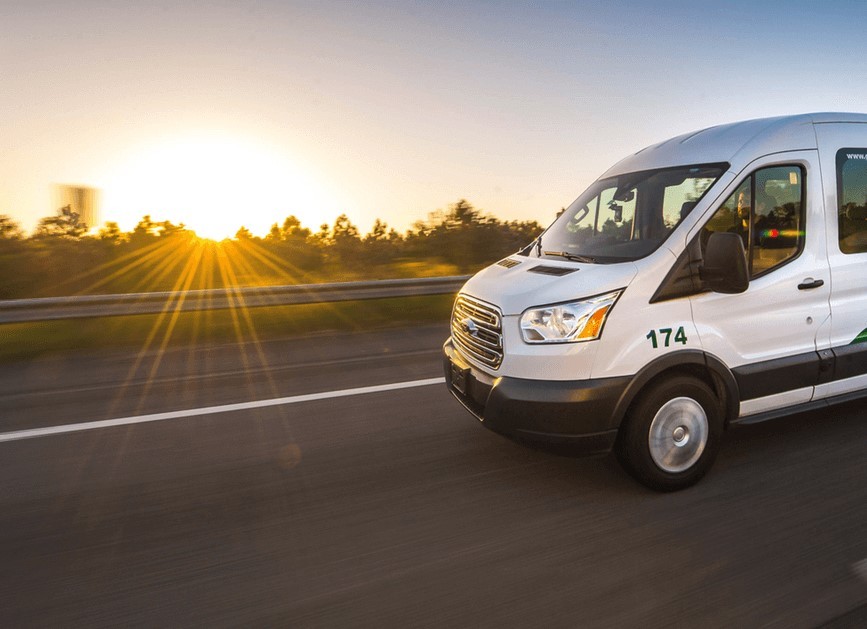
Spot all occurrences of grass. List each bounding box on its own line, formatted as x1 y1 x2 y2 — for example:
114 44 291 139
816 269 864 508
0 294 455 362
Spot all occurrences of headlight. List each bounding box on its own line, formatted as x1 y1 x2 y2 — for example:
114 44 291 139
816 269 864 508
520 290 622 343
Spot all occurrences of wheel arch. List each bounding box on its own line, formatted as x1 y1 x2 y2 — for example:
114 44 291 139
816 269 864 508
611 350 739 430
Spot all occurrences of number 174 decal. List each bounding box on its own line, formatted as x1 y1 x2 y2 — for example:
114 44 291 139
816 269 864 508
646 326 687 348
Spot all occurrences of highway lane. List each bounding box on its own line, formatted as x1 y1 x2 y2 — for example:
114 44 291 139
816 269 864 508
0 326 447 432
1 323 867 627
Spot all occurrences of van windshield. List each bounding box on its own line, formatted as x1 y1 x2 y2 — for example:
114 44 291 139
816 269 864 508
532 163 727 263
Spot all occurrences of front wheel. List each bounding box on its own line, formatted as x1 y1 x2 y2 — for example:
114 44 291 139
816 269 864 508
615 375 723 491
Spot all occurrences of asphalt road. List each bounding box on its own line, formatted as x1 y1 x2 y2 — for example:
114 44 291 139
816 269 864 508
1 323 866 627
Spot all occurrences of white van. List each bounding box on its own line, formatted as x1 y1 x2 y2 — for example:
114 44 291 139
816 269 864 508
443 112 867 491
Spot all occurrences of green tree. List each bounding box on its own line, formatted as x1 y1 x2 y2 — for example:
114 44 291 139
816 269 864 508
235 226 254 240
364 218 389 243
0 214 29 298
281 215 311 240
447 199 479 227
0 215 24 240
262 215 323 272
33 205 88 239
156 219 189 238
332 214 359 240
363 218 403 265
130 215 160 245
97 221 127 244
312 223 330 246
331 213 362 266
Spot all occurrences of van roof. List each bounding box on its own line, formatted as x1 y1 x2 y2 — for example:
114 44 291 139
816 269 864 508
601 112 867 177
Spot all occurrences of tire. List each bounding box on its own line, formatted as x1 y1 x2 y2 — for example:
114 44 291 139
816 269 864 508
615 375 723 492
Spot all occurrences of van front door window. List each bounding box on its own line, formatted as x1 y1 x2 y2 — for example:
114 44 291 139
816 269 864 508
700 165 805 278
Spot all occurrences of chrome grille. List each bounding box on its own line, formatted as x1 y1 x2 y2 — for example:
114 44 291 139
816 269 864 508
451 294 503 369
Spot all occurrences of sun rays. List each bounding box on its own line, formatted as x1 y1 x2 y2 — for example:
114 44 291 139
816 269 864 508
84 234 356 435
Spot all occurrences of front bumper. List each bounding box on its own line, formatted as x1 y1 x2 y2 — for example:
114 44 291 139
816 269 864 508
443 338 628 456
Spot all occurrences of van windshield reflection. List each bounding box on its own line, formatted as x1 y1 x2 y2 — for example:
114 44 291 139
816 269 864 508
532 163 727 263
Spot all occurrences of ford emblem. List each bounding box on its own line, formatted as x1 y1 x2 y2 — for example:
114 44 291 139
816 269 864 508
461 317 479 337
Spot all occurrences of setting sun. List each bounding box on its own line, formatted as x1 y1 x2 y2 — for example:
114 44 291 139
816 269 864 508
102 134 339 240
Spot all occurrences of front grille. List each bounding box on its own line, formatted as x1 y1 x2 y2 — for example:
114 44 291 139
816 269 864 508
451 294 503 369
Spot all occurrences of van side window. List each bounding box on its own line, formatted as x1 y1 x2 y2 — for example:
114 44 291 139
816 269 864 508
836 149 867 254
700 165 805 278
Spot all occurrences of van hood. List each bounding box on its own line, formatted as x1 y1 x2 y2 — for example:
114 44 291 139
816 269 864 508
460 257 640 315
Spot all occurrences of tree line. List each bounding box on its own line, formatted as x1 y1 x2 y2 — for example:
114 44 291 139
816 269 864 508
0 200 544 299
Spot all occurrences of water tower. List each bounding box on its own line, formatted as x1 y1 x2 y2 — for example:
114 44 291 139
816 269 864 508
53 185 101 228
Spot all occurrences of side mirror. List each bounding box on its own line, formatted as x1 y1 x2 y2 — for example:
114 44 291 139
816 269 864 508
699 232 749 294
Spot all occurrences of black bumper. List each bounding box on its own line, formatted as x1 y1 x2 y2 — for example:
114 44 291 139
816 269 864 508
443 339 628 456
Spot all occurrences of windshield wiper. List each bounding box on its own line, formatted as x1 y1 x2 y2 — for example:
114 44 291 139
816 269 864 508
543 250 596 263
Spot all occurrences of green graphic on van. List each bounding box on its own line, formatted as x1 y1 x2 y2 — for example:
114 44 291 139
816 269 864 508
646 326 687 349
852 328 867 344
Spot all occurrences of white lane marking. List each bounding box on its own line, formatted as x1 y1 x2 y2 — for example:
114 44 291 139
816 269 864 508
0 377 445 443
854 559 867 584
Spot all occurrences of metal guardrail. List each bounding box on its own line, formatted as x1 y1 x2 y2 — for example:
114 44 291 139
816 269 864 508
0 276 471 323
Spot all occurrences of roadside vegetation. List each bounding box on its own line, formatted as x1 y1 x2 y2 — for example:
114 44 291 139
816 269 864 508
0 200 546 360
0 295 455 361
0 199 544 299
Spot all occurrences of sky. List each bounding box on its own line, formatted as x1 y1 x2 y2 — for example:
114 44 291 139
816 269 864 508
2 0 867 239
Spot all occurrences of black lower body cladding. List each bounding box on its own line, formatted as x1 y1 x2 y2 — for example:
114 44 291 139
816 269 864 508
443 339 628 455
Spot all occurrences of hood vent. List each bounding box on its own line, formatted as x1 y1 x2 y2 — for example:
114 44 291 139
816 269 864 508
527 265 577 276
496 258 522 269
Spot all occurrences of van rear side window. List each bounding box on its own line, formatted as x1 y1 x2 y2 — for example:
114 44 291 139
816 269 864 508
836 149 867 254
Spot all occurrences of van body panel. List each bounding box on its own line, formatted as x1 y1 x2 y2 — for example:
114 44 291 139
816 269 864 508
687 150 830 415
815 372 867 399
496 315 600 381
457 257 639 317
738 387 815 417
589 248 700 380
442 338 624 454
609 349 740 427
601 115 818 180
814 122 867 402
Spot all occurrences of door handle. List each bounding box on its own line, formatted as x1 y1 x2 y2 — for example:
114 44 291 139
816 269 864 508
798 278 824 290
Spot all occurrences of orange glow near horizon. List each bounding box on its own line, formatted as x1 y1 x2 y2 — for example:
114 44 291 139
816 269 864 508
101 134 344 240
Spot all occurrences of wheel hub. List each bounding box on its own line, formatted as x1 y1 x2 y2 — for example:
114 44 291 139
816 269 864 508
648 397 708 473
